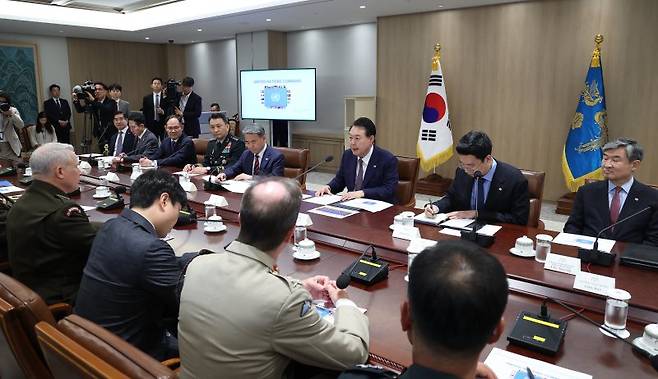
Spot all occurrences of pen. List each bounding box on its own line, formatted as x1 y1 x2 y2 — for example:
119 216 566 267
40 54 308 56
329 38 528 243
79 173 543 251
526 366 535 379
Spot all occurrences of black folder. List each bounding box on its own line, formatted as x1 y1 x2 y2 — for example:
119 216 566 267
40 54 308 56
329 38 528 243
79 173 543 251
620 243 658 270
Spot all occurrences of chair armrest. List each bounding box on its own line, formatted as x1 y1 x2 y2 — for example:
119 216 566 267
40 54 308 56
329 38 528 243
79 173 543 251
161 357 181 370
48 302 72 320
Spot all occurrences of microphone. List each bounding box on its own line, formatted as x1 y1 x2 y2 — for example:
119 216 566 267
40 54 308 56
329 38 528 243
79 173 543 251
17 163 33 185
293 155 334 181
336 245 389 288
545 297 658 373
337 245 373 289
460 171 494 247
578 204 656 266
96 185 126 210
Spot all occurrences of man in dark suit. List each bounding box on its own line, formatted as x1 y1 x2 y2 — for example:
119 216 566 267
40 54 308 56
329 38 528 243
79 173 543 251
316 117 399 204
74 170 195 360
564 138 658 245
174 77 202 138
72 82 115 152
184 112 245 175
108 111 136 157
140 115 195 168
217 124 284 181
142 77 166 141
424 131 529 225
116 112 159 164
43 83 72 143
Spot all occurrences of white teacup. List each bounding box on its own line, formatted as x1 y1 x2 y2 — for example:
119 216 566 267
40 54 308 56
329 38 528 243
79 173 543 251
393 214 405 228
95 186 110 197
204 215 223 231
297 239 316 258
24 167 32 176
400 211 415 227
515 235 534 254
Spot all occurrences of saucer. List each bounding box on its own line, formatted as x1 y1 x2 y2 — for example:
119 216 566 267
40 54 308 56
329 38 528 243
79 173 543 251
509 247 535 258
93 193 111 199
204 224 227 233
293 250 321 260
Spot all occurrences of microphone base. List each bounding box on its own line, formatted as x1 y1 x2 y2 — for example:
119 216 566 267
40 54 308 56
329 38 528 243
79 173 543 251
96 197 125 210
577 248 616 266
349 258 389 287
460 230 495 248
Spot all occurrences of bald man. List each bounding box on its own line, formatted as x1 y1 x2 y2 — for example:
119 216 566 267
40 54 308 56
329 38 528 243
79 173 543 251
178 177 369 379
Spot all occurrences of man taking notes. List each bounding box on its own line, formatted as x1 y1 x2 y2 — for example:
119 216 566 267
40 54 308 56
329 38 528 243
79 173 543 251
565 138 658 245
316 117 399 203
424 131 529 225
140 115 195 168
215 124 284 181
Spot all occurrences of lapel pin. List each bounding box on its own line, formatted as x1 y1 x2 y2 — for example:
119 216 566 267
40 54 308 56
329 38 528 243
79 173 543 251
498 187 502 191
635 197 639 201
373 165 377 168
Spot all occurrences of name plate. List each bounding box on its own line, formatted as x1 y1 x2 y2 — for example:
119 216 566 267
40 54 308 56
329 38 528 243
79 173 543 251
392 226 421 241
573 271 615 296
544 253 581 276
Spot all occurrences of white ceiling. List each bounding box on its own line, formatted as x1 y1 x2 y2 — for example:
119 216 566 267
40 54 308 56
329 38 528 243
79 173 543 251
0 0 526 44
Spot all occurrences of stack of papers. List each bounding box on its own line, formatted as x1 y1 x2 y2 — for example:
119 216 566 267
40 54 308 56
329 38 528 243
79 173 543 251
484 348 591 379
439 224 502 237
221 180 252 194
553 232 615 253
338 198 393 213
0 186 24 194
303 194 342 206
308 205 359 219
441 218 476 230
414 212 449 225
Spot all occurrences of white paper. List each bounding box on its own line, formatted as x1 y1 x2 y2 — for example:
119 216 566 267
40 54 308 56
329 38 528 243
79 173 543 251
553 232 616 253
308 205 359 219
172 171 202 177
439 228 462 237
206 194 228 207
221 180 252 194
573 271 615 296
439 224 500 237
304 194 342 206
407 238 437 253
201 175 211 182
81 205 96 212
392 226 421 241
544 253 581 276
0 186 24 194
484 347 592 379
301 194 312 199
414 212 448 226
339 198 393 213
78 153 102 158
296 212 313 227
440 218 475 230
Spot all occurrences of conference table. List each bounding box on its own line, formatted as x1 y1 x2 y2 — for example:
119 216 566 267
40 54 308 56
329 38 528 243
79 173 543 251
10 164 658 377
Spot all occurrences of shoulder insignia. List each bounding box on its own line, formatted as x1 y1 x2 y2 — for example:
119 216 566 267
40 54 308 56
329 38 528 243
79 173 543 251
56 194 71 201
300 299 313 317
64 206 82 217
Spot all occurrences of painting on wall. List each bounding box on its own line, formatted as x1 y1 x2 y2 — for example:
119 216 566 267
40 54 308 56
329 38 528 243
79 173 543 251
0 41 41 125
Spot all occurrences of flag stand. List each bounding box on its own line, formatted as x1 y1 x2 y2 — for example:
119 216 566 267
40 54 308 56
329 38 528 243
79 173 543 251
416 173 452 197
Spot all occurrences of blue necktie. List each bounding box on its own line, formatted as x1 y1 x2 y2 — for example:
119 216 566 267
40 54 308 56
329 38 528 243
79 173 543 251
476 178 485 210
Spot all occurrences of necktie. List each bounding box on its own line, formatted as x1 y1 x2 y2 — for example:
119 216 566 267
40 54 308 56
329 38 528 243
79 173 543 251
155 94 160 121
253 154 260 175
115 131 124 156
476 178 485 211
55 99 61 109
354 158 364 191
610 186 622 228
116 101 120 111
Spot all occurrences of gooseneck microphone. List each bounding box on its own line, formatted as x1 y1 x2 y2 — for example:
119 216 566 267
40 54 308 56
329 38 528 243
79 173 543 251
293 155 334 181
96 185 126 210
578 203 656 266
460 171 494 247
336 245 373 289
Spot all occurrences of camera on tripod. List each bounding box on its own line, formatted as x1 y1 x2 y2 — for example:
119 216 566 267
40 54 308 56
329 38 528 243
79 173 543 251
73 80 95 97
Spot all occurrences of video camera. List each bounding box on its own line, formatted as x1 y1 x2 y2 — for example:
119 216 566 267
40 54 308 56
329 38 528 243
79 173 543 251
0 102 9 112
72 80 95 98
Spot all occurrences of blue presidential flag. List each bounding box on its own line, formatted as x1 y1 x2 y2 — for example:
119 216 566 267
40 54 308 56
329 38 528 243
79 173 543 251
562 35 608 192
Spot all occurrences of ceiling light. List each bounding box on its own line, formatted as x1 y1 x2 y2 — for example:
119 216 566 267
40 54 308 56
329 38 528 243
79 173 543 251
266 18 272 21
197 28 202 31
144 37 150 40
438 4 444 8
359 5 366 9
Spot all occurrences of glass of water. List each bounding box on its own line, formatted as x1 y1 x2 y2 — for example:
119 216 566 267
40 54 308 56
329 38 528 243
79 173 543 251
604 289 631 331
535 234 553 263
205 204 216 219
293 226 307 248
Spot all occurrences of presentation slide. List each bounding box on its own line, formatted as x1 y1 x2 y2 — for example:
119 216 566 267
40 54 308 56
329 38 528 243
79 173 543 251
240 68 316 121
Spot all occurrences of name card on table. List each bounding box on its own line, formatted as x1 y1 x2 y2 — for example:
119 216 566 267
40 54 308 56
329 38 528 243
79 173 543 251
206 194 228 207
573 271 615 296
544 253 581 276
392 226 421 241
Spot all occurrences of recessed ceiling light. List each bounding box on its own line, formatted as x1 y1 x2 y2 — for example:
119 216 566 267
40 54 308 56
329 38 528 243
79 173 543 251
438 4 444 8
144 37 150 40
191 40 196 43
359 5 366 9
58 30 64 33
197 28 202 32
266 18 272 22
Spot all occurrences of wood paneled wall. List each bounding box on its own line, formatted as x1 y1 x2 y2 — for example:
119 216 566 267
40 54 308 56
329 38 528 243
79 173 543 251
66 38 173 150
376 0 658 201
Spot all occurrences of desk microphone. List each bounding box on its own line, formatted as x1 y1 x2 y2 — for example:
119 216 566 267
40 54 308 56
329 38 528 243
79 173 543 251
337 245 389 289
17 163 33 185
96 186 126 210
293 155 334 181
578 203 656 266
337 245 373 289
460 171 494 247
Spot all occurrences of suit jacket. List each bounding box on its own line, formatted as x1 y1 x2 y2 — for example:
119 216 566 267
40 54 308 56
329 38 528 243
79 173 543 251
223 145 284 179
178 241 369 379
328 146 399 204
43 97 72 131
108 128 136 156
564 179 658 245
142 92 165 137
74 209 188 360
180 91 202 138
0 107 25 156
150 134 196 167
123 129 159 162
74 97 115 140
433 160 529 225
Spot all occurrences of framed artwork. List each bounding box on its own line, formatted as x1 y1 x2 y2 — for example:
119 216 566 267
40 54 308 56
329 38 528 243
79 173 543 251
0 40 42 125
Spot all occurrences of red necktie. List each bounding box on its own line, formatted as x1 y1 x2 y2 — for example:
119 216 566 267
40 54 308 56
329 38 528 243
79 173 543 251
610 186 622 227
253 155 260 175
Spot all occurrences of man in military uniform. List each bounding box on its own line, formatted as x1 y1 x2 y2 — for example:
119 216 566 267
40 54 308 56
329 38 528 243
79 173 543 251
178 177 369 379
7 143 98 305
183 112 244 175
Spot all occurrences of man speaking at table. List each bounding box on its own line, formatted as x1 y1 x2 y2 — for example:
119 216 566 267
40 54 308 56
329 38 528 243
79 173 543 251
564 138 658 245
316 117 399 203
424 131 529 225
178 177 369 378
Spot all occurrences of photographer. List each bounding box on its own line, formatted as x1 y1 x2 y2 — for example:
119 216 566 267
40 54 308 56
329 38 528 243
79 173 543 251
0 90 25 163
72 82 115 152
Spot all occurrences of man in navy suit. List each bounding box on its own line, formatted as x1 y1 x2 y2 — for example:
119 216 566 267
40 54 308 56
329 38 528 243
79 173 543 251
424 131 529 225
114 112 159 164
565 138 658 245
108 111 136 157
217 124 285 181
316 117 399 203
174 77 202 138
75 170 195 360
140 116 195 168
43 84 72 143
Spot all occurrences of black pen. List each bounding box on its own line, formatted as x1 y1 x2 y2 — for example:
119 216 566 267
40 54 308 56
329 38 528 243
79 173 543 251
526 367 535 379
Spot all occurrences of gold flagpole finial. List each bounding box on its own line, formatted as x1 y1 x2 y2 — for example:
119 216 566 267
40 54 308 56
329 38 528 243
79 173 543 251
432 43 441 70
591 34 603 68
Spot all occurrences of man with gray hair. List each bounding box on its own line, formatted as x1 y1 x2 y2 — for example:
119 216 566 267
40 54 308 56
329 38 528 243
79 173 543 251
7 142 98 304
216 123 284 181
178 177 369 378
565 138 658 245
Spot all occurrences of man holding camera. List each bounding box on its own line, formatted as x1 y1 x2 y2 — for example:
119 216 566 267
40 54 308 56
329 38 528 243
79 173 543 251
174 77 202 138
0 90 25 163
72 82 116 152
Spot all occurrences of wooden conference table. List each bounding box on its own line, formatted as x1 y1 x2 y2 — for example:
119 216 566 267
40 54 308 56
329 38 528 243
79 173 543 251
15 164 658 377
